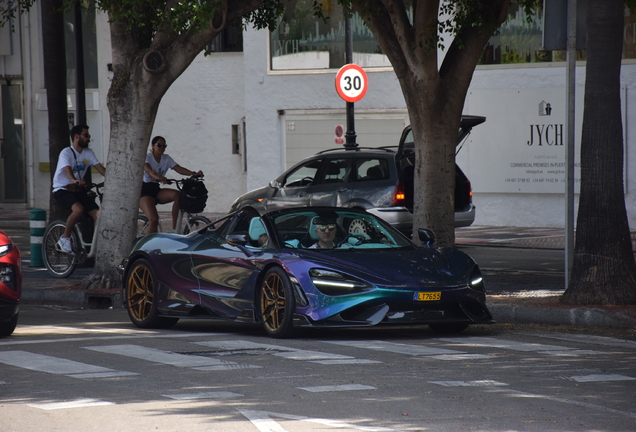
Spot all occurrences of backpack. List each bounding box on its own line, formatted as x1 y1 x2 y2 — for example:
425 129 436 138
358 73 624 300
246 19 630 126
179 178 208 214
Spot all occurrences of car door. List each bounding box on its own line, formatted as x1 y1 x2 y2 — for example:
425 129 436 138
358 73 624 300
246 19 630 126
309 156 355 207
266 158 323 211
350 156 396 208
189 212 261 317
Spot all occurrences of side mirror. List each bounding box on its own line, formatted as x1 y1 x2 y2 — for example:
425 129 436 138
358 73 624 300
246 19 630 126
269 180 281 189
226 233 248 246
417 229 435 247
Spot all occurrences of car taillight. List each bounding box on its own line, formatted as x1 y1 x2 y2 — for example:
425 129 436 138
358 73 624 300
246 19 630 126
466 179 472 203
392 182 405 206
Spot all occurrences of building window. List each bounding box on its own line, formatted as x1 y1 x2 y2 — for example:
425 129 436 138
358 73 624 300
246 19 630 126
63 1 99 89
480 5 636 65
270 0 389 71
209 25 243 52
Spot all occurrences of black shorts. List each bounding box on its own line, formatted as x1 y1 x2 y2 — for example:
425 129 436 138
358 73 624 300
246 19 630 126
141 182 161 200
53 189 99 213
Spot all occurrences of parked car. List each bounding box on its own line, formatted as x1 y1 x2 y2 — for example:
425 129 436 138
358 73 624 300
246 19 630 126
120 207 493 338
230 116 486 235
0 230 21 336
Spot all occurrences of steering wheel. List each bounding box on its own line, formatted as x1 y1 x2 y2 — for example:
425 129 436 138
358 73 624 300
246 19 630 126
338 233 370 247
300 176 314 185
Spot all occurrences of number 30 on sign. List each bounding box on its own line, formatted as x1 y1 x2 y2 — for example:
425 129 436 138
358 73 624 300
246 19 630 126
335 64 368 103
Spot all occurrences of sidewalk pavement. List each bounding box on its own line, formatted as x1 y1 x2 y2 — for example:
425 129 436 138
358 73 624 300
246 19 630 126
2 205 635 329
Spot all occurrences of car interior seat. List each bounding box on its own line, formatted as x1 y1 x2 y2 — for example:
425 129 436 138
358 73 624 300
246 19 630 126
248 217 266 247
365 165 384 181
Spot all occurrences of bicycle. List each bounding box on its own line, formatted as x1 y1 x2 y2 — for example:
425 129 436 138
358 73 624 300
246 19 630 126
137 176 210 236
42 182 105 278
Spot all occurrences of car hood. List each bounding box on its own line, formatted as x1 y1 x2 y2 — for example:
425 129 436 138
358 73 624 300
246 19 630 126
230 186 269 211
291 247 476 289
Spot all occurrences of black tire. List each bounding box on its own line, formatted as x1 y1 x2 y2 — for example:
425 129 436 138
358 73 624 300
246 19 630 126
183 216 211 234
125 258 178 329
428 322 469 334
42 220 79 278
259 267 296 338
0 313 18 337
136 214 150 237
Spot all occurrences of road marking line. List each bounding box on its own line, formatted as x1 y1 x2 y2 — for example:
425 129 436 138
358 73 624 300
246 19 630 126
296 384 376 392
0 332 219 347
67 371 140 379
27 398 113 410
310 359 382 364
193 364 262 371
439 336 570 352
0 350 114 375
565 374 636 382
162 391 243 400
428 380 508 387
196 340 373 363
325 340 463 355
84 344 233 368
238 409 402 432
428 354 493 360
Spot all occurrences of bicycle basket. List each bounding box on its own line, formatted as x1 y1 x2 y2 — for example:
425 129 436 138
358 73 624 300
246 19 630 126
179 179 208 213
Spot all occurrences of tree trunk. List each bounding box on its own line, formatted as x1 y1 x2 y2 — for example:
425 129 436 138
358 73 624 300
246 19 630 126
561 0 636 305
41 0 69 222
407 85 462 247
80 64 164 290
353 0 510 247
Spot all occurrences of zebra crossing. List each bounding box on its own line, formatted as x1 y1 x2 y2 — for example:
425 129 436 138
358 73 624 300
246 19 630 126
1 332 635 422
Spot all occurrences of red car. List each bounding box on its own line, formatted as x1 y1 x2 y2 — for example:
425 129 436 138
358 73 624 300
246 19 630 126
0 230 21 336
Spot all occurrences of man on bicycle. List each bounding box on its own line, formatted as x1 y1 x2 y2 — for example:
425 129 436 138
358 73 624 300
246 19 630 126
51 125 106 253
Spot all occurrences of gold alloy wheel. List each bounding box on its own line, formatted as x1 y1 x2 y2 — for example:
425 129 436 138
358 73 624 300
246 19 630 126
261 271 286 332
127 263 155 323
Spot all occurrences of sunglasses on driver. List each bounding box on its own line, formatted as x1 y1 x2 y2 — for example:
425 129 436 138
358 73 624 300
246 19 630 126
317 224 336 232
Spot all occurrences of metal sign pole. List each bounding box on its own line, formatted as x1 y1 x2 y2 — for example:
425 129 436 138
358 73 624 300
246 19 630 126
565 0 577 287
344 15 357 149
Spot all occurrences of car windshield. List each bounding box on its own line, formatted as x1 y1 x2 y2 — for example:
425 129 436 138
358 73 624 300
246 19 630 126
270 209 413 250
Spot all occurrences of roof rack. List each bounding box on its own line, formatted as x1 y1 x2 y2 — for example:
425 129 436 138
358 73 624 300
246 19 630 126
316 146 397 155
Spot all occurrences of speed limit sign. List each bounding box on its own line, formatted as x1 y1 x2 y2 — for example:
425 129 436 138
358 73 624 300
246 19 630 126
335 64 368 103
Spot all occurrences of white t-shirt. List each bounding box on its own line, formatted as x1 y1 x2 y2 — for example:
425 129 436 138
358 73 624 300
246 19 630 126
52 146 100 192
143 152 177 183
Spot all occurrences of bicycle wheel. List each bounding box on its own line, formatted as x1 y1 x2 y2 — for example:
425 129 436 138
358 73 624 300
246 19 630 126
136 214 150 237
182 215 211 234
42 220 79 278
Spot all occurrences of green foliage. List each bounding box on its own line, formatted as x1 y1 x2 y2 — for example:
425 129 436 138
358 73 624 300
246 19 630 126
0 0 36 29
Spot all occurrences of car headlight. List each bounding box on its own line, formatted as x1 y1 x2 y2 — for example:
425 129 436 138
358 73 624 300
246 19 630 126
468 267 485 292
0 243 14 258
309 268 373 296
0 264 18 291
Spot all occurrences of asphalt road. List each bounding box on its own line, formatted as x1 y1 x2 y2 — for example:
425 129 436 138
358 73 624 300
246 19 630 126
1 306 635 432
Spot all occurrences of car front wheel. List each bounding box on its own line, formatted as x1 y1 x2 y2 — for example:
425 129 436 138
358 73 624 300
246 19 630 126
260 267 296 338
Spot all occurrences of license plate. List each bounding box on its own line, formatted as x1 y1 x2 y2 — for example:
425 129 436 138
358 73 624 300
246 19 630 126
414 292 441 301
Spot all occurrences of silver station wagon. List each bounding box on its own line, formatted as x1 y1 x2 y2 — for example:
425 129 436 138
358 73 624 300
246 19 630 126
230 116 485 235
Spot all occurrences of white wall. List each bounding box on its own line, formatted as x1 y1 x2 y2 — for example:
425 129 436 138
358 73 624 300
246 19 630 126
22 14 636 229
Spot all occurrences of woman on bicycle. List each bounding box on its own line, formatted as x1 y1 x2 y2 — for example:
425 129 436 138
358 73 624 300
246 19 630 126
140 136 203 233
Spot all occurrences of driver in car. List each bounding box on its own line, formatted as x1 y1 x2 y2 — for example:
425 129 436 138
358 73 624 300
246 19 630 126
309 216 338 249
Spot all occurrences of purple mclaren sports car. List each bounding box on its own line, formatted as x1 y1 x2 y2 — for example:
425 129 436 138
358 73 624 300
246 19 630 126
121 207 493 338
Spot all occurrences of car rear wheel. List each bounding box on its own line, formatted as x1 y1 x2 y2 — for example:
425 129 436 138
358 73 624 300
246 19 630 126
260 267 296 338
125 258 178 329
428 322 469 334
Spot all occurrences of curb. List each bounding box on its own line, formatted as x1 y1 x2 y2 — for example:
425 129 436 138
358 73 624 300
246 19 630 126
489 303 636 329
